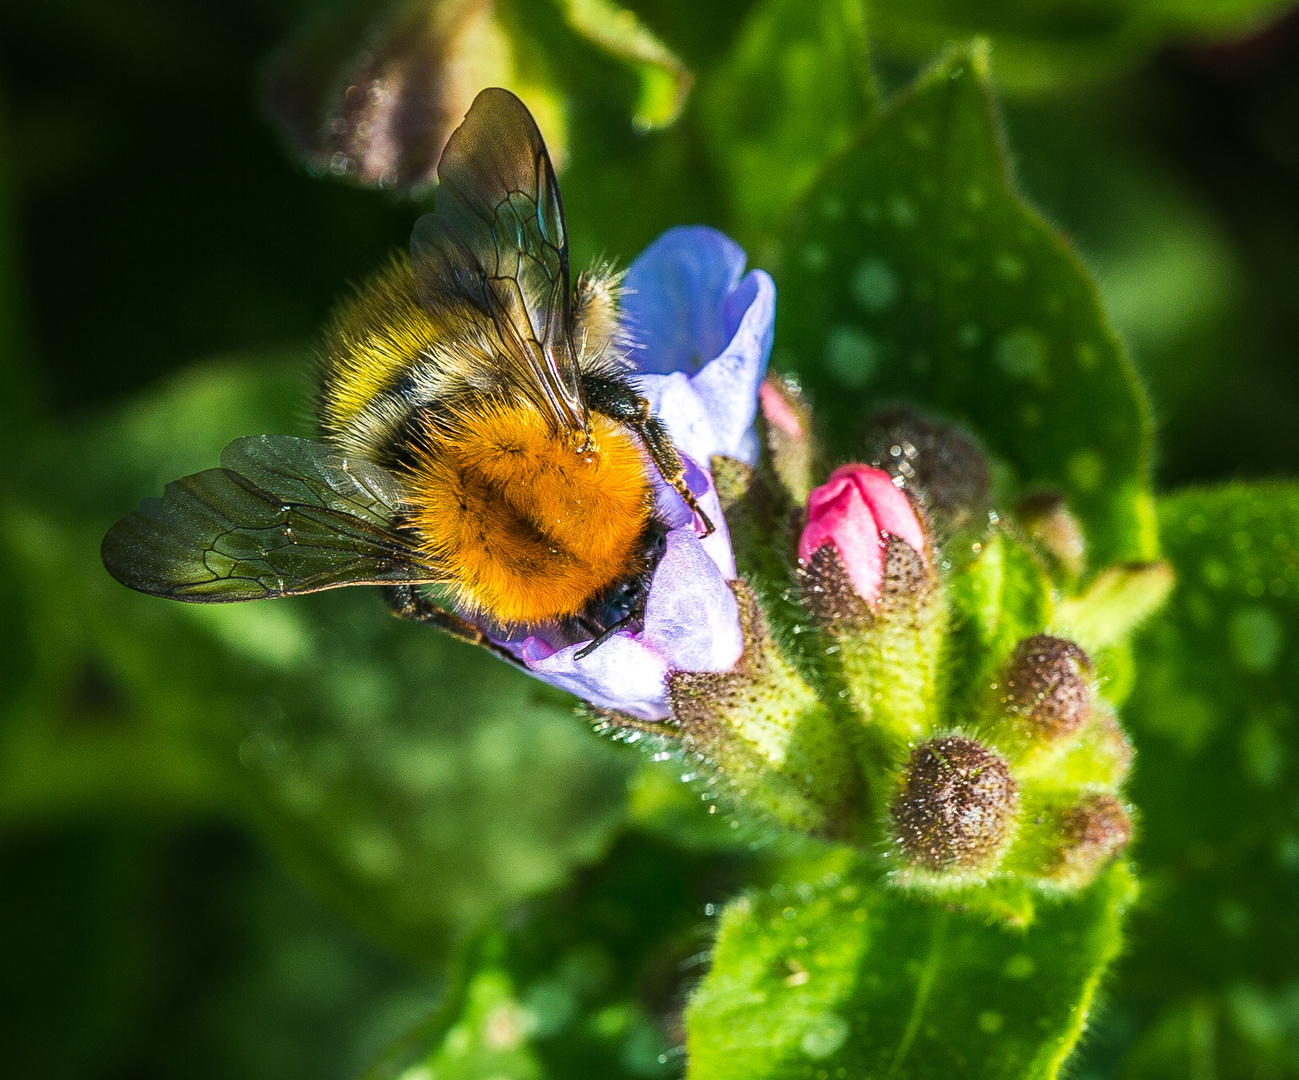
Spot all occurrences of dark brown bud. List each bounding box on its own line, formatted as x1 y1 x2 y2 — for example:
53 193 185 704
1015 490 1086 578
1049 794 1133 887
862 406 991 532
1002 634 1093 738
891 736 1019 872
797 533 935 631
797 538 874 627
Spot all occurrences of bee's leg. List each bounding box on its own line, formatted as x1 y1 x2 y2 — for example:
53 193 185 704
583 375 715 537
382 585 522 665
575 613 637 659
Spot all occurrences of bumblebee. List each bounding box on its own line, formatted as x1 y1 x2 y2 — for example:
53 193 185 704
102 88 711 658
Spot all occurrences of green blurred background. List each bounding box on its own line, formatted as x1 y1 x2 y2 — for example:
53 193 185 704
2 1 1298 1077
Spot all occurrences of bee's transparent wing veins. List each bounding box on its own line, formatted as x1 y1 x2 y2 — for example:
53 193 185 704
410 87 587 432
102 435 445 601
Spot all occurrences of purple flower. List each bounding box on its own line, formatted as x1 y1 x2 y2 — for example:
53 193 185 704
498 227 775 720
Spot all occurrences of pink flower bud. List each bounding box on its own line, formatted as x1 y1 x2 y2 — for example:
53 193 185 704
798 465 926 605
758 378 805 442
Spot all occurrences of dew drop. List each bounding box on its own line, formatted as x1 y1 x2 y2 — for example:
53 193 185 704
995 253 1025 281
1219 898 1251 937
801 243 829 272
348 825 401 879
1276 832 1299 869
1068 449 1104 492
907 122 933 148
1201 559 1229 589
1242 717 1284 787
978 1011 1005 1034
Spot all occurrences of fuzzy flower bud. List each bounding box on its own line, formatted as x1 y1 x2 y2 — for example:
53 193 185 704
1049 794 1133 887
1002 634 1094 740
863 406 991 532
798 465 926 606
1005 792 1133 889
891 735 1020 875
1015 490 1087 578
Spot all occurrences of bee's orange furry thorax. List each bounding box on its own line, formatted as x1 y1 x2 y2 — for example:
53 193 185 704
404 398 653 625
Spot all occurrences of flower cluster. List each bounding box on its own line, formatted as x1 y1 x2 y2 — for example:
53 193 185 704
473 225 1147 893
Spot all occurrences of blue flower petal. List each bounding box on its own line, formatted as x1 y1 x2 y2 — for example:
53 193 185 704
521 633 671 721
651 453 736 580
640 529 743 675
622 226 748 375
635 269 774 468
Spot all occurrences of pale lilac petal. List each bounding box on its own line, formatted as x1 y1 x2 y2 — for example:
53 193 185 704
651 454 736 580
688 270 775 465
521 633 671 721
631 267 774 468
623 227 747 375
637 370 717 477
641 530 743 674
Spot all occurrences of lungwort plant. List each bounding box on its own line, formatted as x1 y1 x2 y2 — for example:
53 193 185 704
11 1 1299 1078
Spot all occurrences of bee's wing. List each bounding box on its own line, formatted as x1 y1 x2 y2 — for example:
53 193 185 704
102 435 445 602
410 87 587 432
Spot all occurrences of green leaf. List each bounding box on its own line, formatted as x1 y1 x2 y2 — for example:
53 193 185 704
701 0 875 240
558 0 694 130
774 44 1156 570
3 357 632 961
868 0 1297 93
1103 483 1299 1077
1049 560 1173 654
367 832 757 1080
686 850 1135 1080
